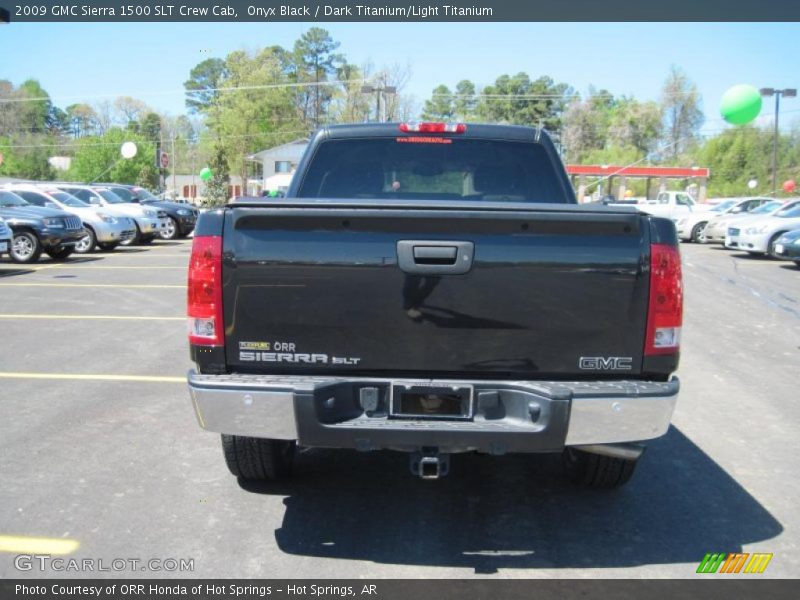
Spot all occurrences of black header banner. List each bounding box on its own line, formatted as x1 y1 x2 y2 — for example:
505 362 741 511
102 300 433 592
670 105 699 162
2 0 800 22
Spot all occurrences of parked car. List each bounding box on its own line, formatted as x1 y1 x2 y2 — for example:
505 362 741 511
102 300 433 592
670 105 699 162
724 200 796 249
100 184 198 240
0 190 85 263
735 201 800 257
702 198 782 244
187 122 682 488
0 217 11 258
773 229 800 266
675 199 737 242
54 184 165 245
676 197 772 243
5 184 136 253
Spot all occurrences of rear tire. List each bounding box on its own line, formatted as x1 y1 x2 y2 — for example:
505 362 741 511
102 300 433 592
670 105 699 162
45 246 75 261
563 447 639 489
691 222 707 243
221 434 295 481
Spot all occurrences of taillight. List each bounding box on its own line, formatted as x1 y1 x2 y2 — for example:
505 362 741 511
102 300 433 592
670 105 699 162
188 235 223 346
399 122 466 134
645 243 683 355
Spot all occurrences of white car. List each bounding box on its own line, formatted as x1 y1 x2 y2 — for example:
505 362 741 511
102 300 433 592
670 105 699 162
0 217 11 258
675 199 739 242
5 184 136 253
55 184 167 245
734 201 800 257
701 198 780 244
723 200 795 249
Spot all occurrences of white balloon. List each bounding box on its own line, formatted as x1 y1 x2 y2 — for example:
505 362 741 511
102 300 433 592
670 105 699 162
748 179 758 190
120 142 138 159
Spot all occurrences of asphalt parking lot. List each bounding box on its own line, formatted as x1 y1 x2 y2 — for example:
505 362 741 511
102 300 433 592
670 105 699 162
0 240 798 579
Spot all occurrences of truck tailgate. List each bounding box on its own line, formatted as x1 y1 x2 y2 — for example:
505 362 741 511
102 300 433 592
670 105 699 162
222 204 649 378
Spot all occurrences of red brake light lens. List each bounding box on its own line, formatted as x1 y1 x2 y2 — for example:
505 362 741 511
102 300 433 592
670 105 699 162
188 235 224 346
645 243 683 356
399 122 466 134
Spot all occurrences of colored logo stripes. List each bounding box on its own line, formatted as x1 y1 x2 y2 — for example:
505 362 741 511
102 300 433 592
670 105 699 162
697 552 773 574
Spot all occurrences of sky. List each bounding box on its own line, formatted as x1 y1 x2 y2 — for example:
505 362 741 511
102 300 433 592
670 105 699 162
2 21 800 135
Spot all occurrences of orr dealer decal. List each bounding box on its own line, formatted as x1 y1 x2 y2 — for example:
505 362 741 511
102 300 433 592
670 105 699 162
239 341 361 365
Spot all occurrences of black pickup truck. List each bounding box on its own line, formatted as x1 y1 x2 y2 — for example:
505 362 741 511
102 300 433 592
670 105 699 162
187 123 683 488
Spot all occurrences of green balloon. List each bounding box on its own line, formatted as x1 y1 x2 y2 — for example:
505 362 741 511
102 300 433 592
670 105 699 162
200 167 213 181
720 84 762 125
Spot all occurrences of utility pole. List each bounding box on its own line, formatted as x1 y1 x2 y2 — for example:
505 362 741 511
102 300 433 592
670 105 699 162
361 79 397 122
760 87 797 196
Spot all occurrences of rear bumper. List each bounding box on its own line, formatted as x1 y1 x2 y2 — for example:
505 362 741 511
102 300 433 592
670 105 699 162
188 372 679 453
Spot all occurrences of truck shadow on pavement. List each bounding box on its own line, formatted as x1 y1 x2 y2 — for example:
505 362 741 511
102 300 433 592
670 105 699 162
240 426 782 574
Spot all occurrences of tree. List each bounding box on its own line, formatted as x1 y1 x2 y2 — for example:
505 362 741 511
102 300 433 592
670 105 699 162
113 96 149 126
608 98 663 157
65 104 99 138
661 66 704 160
66 128 157 184
477 73 573 131
0 135 55 180
421 85 454 121
329 63 372 123
453 80 477 121
204 143 230 206
292 28 344 129
17 79 52 133
184 58 228 117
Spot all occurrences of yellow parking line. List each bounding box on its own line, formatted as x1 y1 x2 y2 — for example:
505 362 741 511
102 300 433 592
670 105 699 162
0 283 185 289
0 535 80 555
0 372 184 383
0 314 184 321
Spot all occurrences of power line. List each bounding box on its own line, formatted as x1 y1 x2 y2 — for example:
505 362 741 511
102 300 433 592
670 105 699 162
0 79 369 104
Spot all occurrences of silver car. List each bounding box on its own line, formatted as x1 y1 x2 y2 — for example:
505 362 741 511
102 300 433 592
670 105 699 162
6 185 136 253
700 197 775 243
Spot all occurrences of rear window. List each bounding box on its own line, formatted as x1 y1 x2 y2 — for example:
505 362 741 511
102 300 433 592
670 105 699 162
296 138 571 203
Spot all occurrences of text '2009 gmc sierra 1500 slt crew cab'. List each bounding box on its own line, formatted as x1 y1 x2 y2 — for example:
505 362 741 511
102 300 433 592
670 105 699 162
187 123 683 488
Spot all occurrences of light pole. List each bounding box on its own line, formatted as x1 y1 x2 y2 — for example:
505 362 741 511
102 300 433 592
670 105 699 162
760 87 797 196
361 82 397 122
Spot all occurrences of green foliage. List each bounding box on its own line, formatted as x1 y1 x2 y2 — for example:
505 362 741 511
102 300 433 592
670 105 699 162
66 128 158 185
184 58 228 116
0 134 55 180
477 73 572 130
292 27 344 129
698 126 798 197
421 85 454 121
204 144 230 206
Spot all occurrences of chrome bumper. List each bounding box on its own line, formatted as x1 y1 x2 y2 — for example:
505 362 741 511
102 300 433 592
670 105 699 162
188 372 679 450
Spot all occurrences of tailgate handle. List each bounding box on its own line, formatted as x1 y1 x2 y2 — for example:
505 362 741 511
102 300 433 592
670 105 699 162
397 240 474 275
413 246 457 264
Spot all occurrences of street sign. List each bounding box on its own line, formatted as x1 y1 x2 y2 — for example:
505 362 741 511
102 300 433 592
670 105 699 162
160 151 169 169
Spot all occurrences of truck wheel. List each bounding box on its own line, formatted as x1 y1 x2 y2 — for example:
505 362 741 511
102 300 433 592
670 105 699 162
45 246 75 261
221 434 295 481
691 222 707 243
563 447 638 489
10 231 42 264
